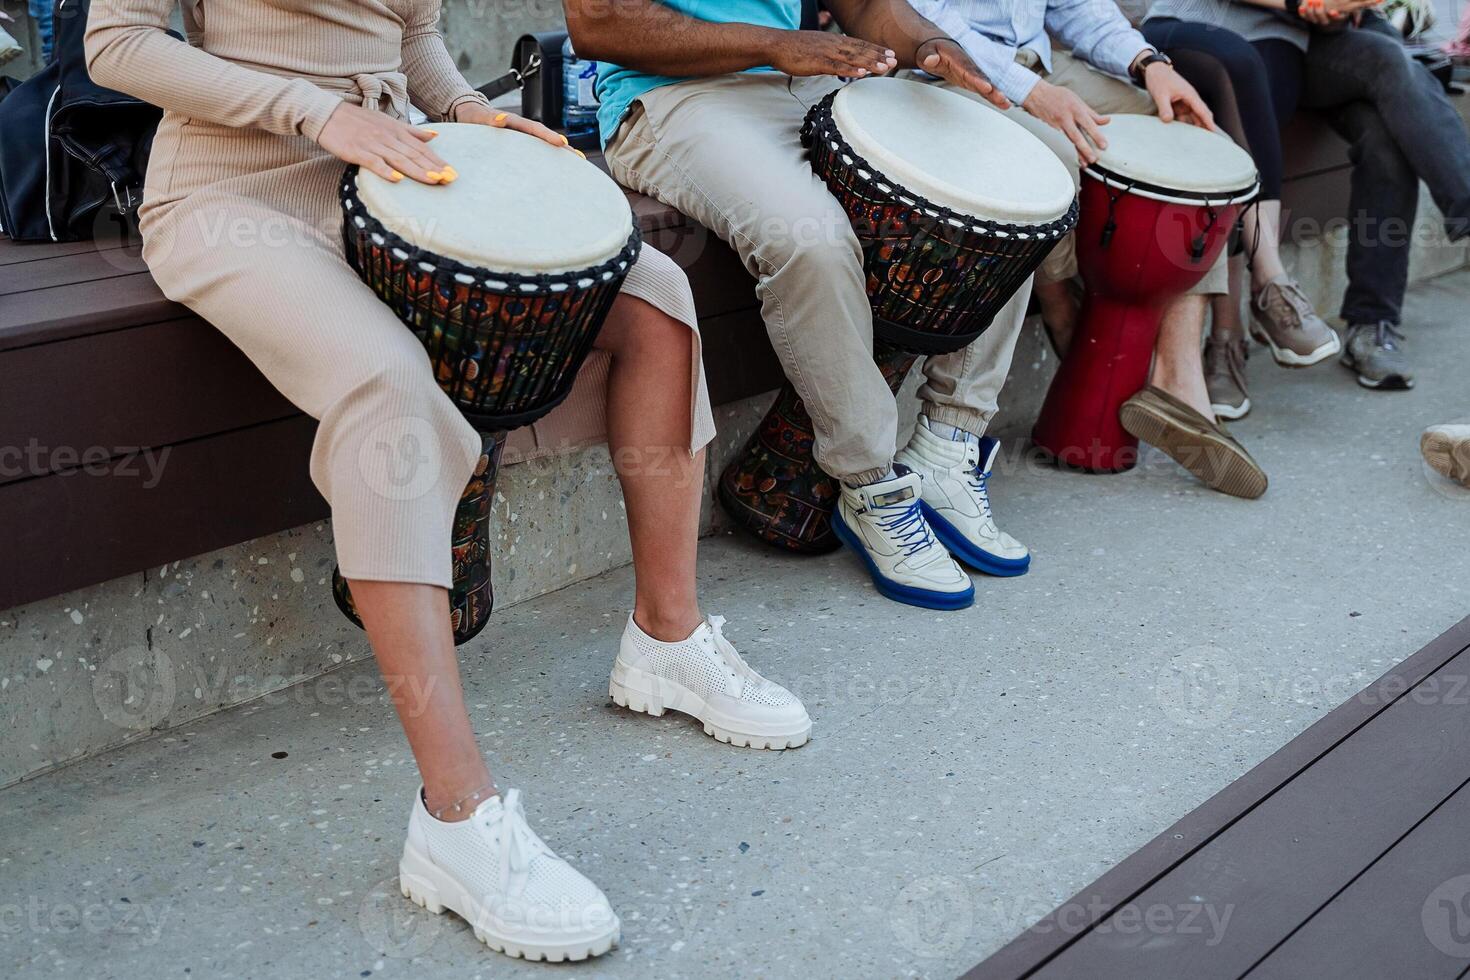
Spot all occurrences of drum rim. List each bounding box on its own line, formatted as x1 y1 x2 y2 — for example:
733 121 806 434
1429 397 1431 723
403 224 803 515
802 92 1078 244
1081 163 1260 208
339 166 642 295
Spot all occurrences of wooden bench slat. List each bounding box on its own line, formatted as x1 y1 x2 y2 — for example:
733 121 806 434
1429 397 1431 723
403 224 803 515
0 315 298 486
0 273 184 349
1248 777 1470 979
0 245 150 296
0 415 326 610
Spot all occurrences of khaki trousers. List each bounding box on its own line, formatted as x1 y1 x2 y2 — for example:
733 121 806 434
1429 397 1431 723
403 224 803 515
930 50 1227 295
604 73 1032 485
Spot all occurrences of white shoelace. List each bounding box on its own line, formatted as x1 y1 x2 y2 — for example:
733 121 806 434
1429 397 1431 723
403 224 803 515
481 788 555 897
707 615 749 699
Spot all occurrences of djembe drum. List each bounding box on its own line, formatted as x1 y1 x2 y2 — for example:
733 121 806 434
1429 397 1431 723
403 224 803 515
331 123 640 644
718 77 1077 554
1032 114 1258 472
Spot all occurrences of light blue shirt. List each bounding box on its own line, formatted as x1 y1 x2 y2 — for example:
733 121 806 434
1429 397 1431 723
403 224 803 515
595 0 801 145
908 0 1151 105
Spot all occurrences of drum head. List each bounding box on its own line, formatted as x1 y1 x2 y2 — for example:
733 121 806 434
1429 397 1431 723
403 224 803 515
829 77 1074 225
1086 114 1258 201
354 123 634 274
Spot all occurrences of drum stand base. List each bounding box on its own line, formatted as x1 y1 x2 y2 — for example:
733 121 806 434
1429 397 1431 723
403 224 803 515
1031 293 1165 473
332 431 506 647
717 349 915 554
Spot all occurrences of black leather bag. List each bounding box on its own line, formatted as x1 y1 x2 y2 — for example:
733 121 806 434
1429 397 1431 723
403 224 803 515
477 31 568 128
0 0 164 242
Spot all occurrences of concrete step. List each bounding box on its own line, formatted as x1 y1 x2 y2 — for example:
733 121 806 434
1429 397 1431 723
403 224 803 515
2 200 1465 788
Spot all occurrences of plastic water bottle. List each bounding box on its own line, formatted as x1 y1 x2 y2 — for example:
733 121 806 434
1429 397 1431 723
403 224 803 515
562 37 600 144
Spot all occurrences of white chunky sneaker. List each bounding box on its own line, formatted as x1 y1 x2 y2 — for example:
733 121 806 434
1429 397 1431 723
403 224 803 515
611 615 811 749
895 419 1030 577
399 787 619 961
832 469 974 610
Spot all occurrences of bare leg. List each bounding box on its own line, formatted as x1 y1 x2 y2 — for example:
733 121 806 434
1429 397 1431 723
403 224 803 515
1212 253 1249 344
1034 278 1081 357
596 294 706 643
350 580 493 822
1150 293 1214 419
1241 200 1288 291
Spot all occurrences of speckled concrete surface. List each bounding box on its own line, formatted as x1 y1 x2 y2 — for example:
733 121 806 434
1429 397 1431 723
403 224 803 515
3 269 1467 979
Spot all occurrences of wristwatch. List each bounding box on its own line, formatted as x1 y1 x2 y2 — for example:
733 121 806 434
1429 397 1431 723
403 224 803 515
1130 49 1173 84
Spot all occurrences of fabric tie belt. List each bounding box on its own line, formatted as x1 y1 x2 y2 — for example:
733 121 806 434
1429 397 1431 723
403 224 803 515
347 72 409 118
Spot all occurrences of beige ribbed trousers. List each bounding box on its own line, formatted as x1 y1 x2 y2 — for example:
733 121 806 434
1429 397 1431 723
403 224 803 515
605 73 1032 486
140 88 711 589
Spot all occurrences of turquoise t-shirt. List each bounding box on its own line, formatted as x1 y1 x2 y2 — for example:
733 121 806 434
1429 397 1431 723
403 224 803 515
595 0 802 145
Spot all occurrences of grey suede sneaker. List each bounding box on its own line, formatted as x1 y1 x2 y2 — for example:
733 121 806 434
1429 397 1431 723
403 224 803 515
1203 337 1251 420
1250 277 1341 367
1341 321 1414 390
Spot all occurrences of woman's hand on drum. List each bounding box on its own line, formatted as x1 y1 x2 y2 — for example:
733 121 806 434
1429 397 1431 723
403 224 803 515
1142 63 1218 132
317 103 452 184
769 30 897 78
1022 80 1109 165
916 38 1009 110
455 103 582 156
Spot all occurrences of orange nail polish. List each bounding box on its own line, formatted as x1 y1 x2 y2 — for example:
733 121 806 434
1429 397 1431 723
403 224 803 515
493 113 508 124
561 135 570 145
389 170 403 181
575 148 586 159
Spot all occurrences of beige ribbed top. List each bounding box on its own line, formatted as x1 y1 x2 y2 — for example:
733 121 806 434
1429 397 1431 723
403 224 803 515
83 0 489 138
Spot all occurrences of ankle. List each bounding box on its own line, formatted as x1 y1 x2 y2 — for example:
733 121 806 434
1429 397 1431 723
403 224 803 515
422 781 497 823
633 604 702 643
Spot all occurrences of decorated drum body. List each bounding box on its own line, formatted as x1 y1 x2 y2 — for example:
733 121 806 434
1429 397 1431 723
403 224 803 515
341 123 640 431
721 78 1077 554
334 124 640 643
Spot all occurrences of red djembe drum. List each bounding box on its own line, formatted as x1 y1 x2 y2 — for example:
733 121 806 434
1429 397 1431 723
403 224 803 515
1032 114 1258 471
719 77 1078 554
332 123 640 644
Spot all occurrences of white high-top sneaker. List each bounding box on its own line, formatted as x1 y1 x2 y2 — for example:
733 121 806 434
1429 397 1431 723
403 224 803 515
610 615 811 749
896 418 1030 576
399 787 619 961
832 469 974 610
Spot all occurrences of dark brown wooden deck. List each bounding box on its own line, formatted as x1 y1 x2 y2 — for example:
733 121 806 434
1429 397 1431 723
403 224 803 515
965 614 1470 980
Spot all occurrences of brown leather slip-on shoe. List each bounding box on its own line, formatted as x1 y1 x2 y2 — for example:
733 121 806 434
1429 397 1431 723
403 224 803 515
1119 386 1268 499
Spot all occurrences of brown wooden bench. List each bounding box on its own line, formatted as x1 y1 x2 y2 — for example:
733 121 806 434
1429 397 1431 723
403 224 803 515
0 166 778 609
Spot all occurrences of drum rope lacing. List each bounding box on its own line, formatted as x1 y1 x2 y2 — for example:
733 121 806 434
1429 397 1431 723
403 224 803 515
339 169 642 297
799 92 1078 244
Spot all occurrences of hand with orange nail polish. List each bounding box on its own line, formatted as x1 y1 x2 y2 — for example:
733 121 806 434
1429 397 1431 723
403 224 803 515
316 102 448 185
456 102 574 152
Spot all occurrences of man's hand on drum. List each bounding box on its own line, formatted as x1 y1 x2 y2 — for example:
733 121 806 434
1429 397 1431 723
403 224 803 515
1023 80 1109 165
769 30 898 78
1140 61 1217 132
916 37 1009 110
455 103 584 157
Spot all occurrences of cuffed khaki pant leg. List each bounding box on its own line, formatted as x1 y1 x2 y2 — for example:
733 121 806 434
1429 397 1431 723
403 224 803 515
917 276 1035 436
605 74 897 484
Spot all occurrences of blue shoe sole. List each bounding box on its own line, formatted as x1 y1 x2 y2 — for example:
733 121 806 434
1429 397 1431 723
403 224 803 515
831 511 975 611
920 502 1031 577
